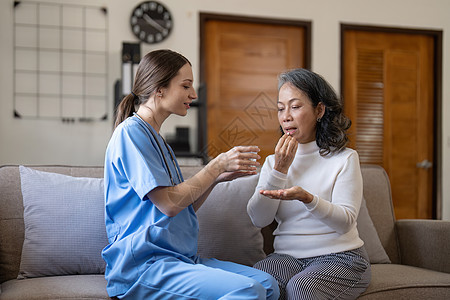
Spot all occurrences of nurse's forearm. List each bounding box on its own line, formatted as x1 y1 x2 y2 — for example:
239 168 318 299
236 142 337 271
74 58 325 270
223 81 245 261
147 146 259 217
147 161 222 217
192 183 216 212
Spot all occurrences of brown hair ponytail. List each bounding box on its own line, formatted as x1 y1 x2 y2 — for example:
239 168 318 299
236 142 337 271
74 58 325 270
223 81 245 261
114 94 136 129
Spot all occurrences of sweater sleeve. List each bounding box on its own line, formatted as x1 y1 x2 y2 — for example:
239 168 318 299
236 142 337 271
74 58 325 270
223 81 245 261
303 151 363 234
247 158 285 228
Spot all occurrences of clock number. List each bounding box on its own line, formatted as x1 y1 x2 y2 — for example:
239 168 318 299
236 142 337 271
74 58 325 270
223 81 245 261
135 8 142 17
133 25 140 34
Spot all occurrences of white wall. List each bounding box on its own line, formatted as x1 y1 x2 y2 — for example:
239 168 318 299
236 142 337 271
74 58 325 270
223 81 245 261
1 0 449 219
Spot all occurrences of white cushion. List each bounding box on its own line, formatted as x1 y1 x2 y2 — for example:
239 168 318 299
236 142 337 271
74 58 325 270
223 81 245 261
18 166 108 278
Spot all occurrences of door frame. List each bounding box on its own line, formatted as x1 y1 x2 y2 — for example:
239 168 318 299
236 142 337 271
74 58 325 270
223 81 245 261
340 24 443 219
198 13 312 162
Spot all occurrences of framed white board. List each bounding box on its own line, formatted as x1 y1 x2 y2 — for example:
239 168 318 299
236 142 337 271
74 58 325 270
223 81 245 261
13 1 108 121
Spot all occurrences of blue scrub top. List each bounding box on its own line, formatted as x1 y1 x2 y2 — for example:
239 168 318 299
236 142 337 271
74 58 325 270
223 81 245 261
102 116 199 297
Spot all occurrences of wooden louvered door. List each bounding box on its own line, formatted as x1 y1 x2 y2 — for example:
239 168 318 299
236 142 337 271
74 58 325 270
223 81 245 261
343 29 435 219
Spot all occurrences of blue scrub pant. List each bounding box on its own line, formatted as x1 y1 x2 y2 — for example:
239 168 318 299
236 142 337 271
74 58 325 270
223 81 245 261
118 256 280 299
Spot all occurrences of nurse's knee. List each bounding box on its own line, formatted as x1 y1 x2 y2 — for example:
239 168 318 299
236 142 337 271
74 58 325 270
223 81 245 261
220 279 266 299
247 280 267 299
253 269 279 300
266 275 280 300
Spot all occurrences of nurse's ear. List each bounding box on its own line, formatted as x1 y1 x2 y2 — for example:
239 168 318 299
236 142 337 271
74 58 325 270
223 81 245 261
155 86 168 99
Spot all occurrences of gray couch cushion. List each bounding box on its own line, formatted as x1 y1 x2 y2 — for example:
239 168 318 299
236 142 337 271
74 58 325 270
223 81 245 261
0 274 110 300
196 174 266 266
397 219 450 273
357 197 391 264
361 165 400 264
359 264 450 299
0 166 26 283
18 166 108 278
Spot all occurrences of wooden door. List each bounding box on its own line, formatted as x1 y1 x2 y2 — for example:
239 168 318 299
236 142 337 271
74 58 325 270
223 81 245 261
202 17 308 162
343 29 435 219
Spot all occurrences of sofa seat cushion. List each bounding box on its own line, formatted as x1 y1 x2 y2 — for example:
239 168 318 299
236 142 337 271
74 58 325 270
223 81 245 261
359 264 450 299
0 275 110 300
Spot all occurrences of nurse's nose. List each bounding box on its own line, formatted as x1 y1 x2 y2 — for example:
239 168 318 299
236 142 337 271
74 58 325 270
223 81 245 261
190 87 197 99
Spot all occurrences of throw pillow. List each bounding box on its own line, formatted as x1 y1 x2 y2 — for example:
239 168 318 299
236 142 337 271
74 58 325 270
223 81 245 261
196 174 266 266
357 196 391 264
18 166 108 278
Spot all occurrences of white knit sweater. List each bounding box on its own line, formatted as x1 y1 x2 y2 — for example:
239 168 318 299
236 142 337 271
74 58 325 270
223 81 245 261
247 141 364 259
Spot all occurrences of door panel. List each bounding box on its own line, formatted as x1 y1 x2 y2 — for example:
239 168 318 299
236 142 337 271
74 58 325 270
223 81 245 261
203 18 308 161
343 29 435 219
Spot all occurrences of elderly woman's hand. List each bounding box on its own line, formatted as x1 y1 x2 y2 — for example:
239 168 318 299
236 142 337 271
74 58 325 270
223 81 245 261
273 133 298 174
259 186 314 203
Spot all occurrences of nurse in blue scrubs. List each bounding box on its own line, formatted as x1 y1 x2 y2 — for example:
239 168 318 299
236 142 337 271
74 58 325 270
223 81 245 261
102 49 279 300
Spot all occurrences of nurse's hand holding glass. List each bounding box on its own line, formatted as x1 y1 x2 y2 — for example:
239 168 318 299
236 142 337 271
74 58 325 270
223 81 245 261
155 144 261 217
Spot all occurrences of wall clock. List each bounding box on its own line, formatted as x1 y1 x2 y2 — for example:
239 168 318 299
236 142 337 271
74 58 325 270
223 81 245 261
130 1 173 44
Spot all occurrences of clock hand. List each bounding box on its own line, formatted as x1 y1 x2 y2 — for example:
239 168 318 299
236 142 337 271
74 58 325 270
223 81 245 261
143 14 165 32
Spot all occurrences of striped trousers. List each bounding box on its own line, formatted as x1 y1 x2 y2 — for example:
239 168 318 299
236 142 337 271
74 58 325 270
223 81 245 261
253 247 371 300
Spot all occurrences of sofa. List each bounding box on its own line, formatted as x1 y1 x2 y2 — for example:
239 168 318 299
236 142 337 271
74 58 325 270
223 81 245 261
0 164 449 299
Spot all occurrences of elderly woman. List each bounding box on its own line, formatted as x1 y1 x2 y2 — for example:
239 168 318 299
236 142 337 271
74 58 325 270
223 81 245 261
248 68 371 300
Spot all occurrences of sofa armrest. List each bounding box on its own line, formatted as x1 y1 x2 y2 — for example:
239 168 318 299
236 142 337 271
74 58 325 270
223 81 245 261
396 219 450 273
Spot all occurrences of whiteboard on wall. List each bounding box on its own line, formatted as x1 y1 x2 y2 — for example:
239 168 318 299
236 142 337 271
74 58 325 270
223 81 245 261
13 1 108 121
